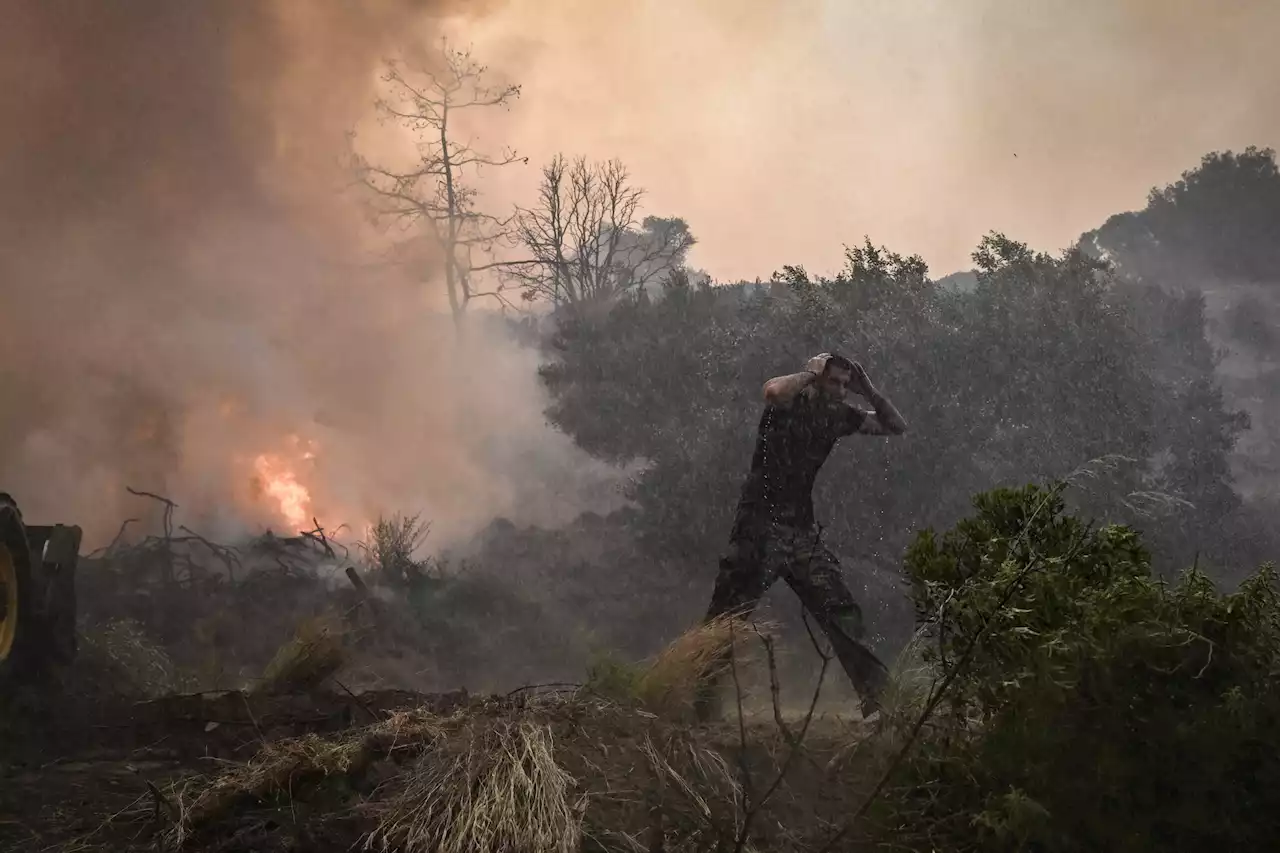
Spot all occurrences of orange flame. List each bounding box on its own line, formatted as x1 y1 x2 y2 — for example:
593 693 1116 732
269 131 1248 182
252 453 312 531
241 432 356 537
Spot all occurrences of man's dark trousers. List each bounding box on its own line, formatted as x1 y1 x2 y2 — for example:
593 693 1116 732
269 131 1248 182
695 518 890 720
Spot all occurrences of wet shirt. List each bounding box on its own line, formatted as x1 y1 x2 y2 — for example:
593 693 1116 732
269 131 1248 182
731 392 866 536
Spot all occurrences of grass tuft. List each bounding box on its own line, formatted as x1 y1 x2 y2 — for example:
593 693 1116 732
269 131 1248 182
366 716 580 853
877 626 936 736
77 617 181 697
254 613 347 694
584 612 758 719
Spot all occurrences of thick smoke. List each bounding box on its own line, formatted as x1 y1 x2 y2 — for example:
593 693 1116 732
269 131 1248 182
0 0 624 547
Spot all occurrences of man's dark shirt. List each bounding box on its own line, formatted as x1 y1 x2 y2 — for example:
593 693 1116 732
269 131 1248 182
730 391 866 538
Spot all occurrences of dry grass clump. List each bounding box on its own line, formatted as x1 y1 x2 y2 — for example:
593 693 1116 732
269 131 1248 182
253 612 347 694
876 627 936 736
169 708 444 847
169 700 584 853
632 731 750 852
585 613 763 719
366 716 580 853
77 617 182 697
163 693 863 853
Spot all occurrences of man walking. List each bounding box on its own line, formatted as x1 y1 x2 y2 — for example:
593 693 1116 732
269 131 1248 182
696 352 908 721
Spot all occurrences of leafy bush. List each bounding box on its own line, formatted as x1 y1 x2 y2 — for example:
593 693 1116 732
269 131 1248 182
889 483 1280 851
358 512 432 588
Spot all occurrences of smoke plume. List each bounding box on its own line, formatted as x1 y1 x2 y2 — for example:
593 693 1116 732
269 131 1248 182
0 0 622 547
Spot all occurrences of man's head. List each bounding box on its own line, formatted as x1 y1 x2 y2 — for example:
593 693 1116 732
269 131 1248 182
816 353 855 400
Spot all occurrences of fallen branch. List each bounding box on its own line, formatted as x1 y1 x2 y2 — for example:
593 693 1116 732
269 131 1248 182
507 682 583 698
125 486 180 589
145 779 179 824
346 566 369 595
125 486 177 536
302 517 350 560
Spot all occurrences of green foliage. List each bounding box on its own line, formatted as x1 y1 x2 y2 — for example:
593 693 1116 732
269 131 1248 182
581 651 644 705
1085 146 1280 284
358 512 432 588
891 484 1280 851
1083 146 1279 570
538 232 1244 581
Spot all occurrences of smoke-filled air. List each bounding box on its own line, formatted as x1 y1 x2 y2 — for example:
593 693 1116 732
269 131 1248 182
4 2 1280 852
0 0 626 547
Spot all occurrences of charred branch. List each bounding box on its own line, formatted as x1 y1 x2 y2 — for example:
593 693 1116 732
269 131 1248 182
507 156 694 310
349 39 525 330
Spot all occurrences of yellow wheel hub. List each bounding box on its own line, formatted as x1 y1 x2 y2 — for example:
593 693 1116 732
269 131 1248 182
0 543 18 661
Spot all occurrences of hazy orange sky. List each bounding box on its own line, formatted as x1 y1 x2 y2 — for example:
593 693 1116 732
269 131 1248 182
433 0 1280 279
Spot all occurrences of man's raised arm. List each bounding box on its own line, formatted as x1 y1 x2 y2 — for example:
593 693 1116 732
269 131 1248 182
762 353 830 406
762 371 819 405
851 363 908 435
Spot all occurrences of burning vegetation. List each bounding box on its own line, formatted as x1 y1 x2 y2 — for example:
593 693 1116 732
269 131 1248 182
250 447 316 533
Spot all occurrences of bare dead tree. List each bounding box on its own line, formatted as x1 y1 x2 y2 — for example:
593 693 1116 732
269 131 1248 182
507 155 695 311
351 40 526 330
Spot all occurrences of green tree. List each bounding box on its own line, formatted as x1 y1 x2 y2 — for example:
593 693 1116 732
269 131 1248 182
539 233 1237 583
1082 147 1272 569
1084 146 1280 285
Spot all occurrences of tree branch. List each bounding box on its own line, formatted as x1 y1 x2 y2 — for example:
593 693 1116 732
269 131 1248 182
352 40 524 326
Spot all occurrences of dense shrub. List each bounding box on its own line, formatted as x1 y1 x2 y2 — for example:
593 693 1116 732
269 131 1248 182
889 483 1280 851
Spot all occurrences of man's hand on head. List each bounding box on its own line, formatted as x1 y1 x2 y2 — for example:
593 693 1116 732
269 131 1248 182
805 353 833 376
846 361 908 434
850 362 877 399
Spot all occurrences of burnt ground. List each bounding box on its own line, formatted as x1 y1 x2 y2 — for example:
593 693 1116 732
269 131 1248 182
1 682 885 853
0 686 471 852
0 520 897 852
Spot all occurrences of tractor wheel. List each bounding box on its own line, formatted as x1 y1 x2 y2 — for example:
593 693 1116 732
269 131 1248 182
0 497 36 681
